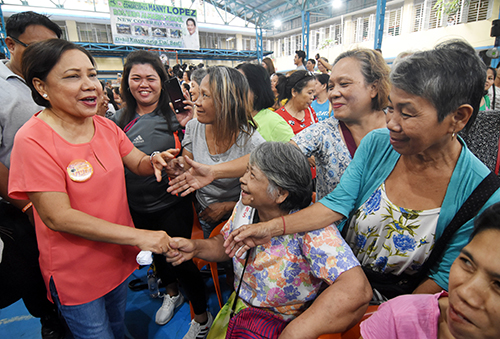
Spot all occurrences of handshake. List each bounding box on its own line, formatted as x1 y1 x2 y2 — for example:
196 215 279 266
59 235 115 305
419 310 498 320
136 235 200 266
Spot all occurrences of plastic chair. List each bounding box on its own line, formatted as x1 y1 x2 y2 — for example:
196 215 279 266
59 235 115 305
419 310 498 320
317 305 379 339
188 206 226 318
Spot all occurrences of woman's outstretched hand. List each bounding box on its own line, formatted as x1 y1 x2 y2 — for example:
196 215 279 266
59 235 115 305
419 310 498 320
135 229 172 255
223 218 282 258
167 156 215 196
151 148 181 182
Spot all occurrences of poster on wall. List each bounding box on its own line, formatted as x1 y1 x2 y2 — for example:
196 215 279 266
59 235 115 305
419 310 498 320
108 0 200 50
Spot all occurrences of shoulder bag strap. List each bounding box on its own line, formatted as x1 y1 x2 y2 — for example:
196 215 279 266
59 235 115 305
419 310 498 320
230 213 259 318
417 171 500 278
230 248 252 319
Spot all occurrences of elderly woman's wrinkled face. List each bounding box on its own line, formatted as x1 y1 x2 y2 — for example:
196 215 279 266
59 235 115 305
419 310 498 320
329 57 377 122
485 69 495 92
447 230 500 339
386 87 455 156
240 163 277 210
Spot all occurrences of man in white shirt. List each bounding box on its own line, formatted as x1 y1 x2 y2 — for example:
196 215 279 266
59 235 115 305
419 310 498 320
294 50 306 70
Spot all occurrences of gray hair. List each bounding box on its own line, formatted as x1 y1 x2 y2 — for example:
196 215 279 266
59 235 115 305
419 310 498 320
191 68 208 85
390 39 485 131
249 142 312 212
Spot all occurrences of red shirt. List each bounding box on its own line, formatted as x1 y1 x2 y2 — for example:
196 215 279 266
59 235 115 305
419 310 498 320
276 105 318 135
9 114 139 305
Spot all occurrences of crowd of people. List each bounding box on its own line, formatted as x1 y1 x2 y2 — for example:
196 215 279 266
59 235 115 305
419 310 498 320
2 9 500 339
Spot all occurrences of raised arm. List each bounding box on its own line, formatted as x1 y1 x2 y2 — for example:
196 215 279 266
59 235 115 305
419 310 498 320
317 57 332 71
167 153 250 196
28 191 170 254
122 146 180 182
279 266 372 339
224 202 344 258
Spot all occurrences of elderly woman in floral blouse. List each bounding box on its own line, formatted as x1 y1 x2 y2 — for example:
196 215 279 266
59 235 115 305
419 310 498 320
166 142 371 339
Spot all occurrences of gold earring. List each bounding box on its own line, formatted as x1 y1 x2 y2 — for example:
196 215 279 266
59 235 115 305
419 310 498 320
451 132 456 138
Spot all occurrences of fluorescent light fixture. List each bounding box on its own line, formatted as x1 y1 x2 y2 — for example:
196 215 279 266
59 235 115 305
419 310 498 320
274 19 282 28
332 0 342 8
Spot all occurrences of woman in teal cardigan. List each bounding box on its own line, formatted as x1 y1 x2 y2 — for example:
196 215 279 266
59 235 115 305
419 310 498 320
224 40 500 301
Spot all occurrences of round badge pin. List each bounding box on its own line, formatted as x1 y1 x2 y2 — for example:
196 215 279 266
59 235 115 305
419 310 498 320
67 159 93 182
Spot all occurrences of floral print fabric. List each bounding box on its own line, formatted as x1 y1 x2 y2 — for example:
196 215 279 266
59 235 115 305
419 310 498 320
221 197 360 320
293 117 352 200
345 183 440 276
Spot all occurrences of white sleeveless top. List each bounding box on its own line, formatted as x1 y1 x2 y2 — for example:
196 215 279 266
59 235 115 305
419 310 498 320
344 183 440 275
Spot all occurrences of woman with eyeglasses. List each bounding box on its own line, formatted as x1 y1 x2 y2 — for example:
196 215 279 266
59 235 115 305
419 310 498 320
275 70 318 135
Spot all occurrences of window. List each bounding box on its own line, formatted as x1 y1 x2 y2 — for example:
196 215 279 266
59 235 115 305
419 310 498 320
76 22 111 43
199 32 236 49
466 0 491 22
385 7 402 36
414 0 491 32
413 2 425 32
333 23 342 45
354 15 372 43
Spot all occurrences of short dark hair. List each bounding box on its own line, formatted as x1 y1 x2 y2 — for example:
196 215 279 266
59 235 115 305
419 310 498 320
236 63 275 111
307 58 316 66
22 39 94 108
470 202 500 240
295 50 306 62
391 39 485 131
186 18 196 26
120 50 173 130
249 142 312 212
276 70 315 102
315 73 330 87
6 11 62 39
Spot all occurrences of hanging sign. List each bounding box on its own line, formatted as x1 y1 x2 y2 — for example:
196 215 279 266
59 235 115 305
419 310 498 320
108 0 200 50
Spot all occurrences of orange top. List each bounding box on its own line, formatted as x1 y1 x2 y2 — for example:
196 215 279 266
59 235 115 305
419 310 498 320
9 114 139 305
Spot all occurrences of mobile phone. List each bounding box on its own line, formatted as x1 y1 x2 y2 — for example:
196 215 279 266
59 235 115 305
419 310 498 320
164 77 186 114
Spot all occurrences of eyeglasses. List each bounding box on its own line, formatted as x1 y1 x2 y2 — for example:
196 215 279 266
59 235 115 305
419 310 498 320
8 36 29 48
